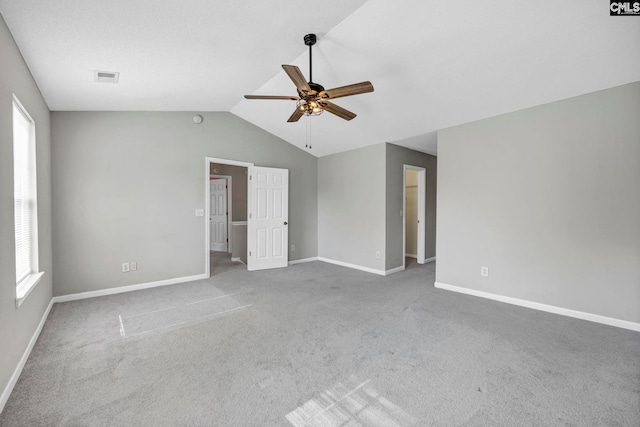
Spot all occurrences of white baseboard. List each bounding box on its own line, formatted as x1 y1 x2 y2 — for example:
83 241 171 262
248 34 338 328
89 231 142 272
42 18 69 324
317 257 385 276
231 257 246 265
289 257 318 266
317 257 410 276
53 274 208 303
406 255 435 263
434 282 640 332
0 298 54 414
385 266 405 275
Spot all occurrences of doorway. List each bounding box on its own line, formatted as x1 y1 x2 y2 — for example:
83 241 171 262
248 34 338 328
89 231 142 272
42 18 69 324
206 158 253 277
403 165 426 269
205 157 290 276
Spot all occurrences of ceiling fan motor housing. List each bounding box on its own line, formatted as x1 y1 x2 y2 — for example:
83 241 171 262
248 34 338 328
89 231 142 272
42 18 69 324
304 33 317 46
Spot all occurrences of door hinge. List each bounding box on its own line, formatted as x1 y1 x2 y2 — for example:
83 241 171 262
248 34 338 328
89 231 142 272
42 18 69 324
226 238 228 242
249 213 252 219
250 175 252 180
249 251 252 256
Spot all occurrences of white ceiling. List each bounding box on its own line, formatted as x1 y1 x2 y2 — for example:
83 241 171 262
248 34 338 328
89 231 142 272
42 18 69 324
1 0 639 157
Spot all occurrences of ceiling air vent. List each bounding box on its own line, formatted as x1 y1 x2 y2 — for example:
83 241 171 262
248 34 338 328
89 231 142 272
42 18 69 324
94 70 119 83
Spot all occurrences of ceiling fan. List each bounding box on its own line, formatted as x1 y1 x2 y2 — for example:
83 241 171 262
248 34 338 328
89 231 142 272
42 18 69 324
244 33 374 122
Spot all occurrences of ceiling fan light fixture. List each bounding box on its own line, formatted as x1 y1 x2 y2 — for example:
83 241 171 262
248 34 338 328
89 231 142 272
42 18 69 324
296 99 323 116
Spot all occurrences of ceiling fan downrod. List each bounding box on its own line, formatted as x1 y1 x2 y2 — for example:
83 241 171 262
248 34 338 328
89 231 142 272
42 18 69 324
304 33 317 84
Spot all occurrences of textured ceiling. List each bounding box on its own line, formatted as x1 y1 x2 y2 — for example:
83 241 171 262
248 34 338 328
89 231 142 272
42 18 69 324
1 0 639 157
0 0 368 111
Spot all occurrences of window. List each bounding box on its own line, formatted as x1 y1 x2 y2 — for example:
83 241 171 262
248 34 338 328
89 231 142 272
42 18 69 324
13 95 43 307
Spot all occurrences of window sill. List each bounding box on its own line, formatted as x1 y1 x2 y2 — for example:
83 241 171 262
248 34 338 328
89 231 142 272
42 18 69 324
16 271 44 308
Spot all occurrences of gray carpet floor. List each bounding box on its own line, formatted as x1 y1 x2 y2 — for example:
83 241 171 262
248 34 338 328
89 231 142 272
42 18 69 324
210 251 242 277
1 261 638 426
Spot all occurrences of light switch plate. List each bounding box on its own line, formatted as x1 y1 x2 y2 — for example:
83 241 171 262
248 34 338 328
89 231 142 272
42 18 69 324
195 209 204 217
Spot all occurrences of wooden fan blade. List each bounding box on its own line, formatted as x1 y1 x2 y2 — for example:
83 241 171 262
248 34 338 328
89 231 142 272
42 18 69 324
320 100 356 121
287 107 305 123
244 95 299 100
282 65 311 93
319 81 374 100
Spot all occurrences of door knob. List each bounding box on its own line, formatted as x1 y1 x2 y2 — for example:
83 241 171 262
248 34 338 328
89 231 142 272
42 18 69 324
284 221 288 225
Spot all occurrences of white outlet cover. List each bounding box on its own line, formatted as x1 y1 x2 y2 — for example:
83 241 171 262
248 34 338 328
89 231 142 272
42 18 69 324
481 267 489 277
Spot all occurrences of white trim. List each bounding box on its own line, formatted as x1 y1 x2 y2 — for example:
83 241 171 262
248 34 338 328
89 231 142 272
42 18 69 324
0 298 54 413
434 282 640 332
424 256 436 263
231 221 248 226
206 157 254 168
15 271 45 308
13 94 41 299
288 257 318 266
53 274 207 303
205 157 253 277
385 266 405 275
318 257 385 276
231 257 245 265
405 254 417 259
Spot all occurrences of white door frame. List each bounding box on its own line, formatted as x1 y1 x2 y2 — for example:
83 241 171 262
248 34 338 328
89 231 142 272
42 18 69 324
210 174 232 253
205 157 254 277
403 165 426 268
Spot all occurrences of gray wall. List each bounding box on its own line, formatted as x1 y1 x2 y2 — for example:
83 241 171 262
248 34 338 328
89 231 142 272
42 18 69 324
232 225 248 264
385 143 437 269
52 112 317 296
210 163 247 222
437 82 640 323
318 143 387 271
0 14 53 407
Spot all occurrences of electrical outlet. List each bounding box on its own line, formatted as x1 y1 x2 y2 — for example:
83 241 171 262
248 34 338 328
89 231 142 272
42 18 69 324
376 251 381 259
291 244 295 252
481 266 489 277
122 262 130 273
130 262 137 271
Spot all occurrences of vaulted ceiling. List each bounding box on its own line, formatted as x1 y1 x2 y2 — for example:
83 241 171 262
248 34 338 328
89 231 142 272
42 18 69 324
1 0 638 157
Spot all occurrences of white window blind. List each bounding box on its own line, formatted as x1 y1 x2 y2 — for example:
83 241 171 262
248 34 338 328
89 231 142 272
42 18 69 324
13 98 36 285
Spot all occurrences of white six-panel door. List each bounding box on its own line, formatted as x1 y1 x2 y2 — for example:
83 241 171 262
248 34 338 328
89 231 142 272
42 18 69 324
248 167 288 271
210 178 228 252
